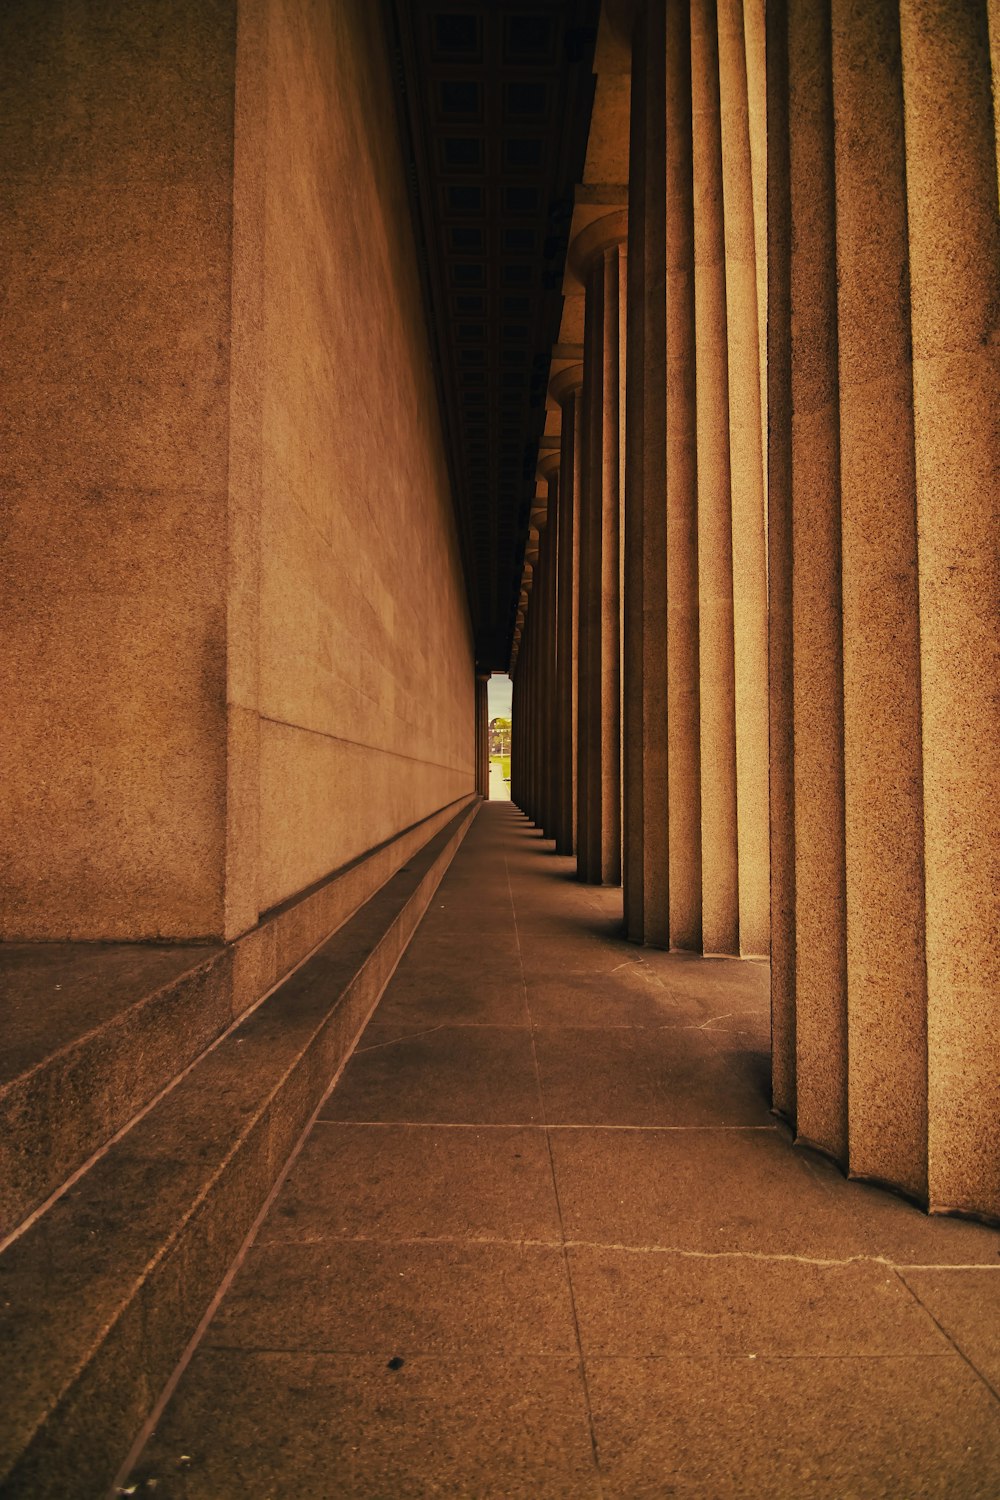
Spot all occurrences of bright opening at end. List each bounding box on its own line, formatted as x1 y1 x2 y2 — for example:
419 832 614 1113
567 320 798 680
487 673 512 801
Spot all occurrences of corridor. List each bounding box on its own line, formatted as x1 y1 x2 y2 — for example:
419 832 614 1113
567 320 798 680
124 805 1000 1498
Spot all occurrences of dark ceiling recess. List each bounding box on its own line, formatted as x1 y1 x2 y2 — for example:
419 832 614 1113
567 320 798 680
382 0 599 671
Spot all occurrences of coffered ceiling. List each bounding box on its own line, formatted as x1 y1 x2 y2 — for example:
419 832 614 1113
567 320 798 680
382 0 599 670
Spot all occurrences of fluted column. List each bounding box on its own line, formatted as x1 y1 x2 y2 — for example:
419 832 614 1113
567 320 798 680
524 545 540 824
718 0 769 956
513 639 526 811
833 0 927 1197
538 456 561 842
626 0 770 957
900 0 999 1216
533 505 554 837
572 210 628 886
475 673 489 798
623 1 668 944
511 659 519 807
787 0 848 1159
766 0 796 1120
769 0 999 1219
664 0 704 952
551 368 584 857
691 0 739 955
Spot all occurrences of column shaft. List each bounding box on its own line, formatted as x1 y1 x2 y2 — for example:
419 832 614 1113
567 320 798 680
576 241 625 885
787 0 848 1161
537 516 555 836
600 247 624 885
832 0 928 1197
555 385 582 855
577 282 601 876
718 0 770 957
692 0 739 953
665 0 703 950
624 1 671 944
766 0 797 1120
901 0 1000 1216
623 22 651 939
545 474 561 842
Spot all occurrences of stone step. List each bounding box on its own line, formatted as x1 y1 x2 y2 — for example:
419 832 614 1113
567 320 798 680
0 800 477 1498
0 797 476 1240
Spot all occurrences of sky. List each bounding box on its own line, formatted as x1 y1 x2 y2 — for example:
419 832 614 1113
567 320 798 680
487 672 513 721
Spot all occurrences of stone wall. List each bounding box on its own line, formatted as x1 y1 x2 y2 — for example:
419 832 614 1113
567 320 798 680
0 0 475 941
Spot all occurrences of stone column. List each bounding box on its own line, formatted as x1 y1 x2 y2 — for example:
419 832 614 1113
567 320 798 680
832 0 927 1198
718 0 770 957
787 0 848 1161
510 662 519 807
769 0 998 1220
532 504 553 836
626 0 768 958
538 456 561 842
623 0 668 945
691 0 739 955
523 544 539 825
900 0 999 1218
572 210 628 886
475 673 490 798
766 0 797 1121
664 0 704 952
551 369 584 856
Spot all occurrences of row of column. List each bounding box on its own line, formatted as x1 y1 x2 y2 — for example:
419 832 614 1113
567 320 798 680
624 0 770 958
768 0 999 1217
510 0 998 1220
514 0 770 963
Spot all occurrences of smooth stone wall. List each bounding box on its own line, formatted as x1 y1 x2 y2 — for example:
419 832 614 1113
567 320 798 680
0 0 475 940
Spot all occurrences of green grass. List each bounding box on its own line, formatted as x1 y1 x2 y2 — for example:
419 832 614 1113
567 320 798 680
491 754 511 781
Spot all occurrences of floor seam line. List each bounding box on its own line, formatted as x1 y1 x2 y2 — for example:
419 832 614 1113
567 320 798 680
893 1267 1000 1405
309 1121 779 1131
506 846 606 1499
246 1232 1000 1269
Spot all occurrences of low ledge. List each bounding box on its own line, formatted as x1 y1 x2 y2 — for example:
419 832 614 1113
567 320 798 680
0 794 477 1238
0 799 478 1498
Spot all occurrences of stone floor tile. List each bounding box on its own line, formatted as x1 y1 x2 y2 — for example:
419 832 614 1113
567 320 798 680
697 1035 774 1106
372 967 531 1032
413 913 517 942
258 1123 561 1245
586 1354 1000 1498
206 1240 577 1356
524 967 703 1030
132 1352 601 1499
798 1150 1000 1266
634 949 770 1017
320 1024 542 1124
568 1247 947 1357
517 935 648 977
534 1026 772 1127
900 1267 1000 1390
549 1126 869 1258
120 804 1000 1498
401 927 522 971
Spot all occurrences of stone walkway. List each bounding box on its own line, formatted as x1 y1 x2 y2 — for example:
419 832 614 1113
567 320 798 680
126 803 1000 1497
488 758 511 800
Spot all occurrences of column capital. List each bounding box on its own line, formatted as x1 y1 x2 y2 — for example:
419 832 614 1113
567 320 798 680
549 362 585 404
568 207 629 285
536 451 560 482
